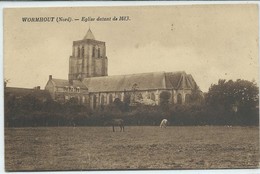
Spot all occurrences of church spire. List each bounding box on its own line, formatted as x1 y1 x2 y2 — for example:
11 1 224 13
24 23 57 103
83 28 95 40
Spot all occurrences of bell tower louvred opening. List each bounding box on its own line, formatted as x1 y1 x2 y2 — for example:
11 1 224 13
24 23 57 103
69 28 108 84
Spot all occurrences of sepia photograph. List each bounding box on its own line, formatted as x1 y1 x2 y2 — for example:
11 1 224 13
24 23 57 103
3 4 259 171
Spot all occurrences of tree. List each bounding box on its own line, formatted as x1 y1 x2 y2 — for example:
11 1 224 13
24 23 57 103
123 93 131 111
113 98 124 111
190 84 204 104
42 99 62 113
206 79 259 124
20 94 42 111
159 91 171 111
130 83 139 105
64 97 81 113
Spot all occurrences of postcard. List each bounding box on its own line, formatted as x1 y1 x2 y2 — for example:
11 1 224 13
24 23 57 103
4 4 259 171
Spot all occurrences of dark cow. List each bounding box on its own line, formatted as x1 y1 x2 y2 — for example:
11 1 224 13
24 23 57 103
105 119 124 132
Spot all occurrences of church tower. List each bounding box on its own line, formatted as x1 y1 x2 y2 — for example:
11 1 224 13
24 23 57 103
68 29 108 83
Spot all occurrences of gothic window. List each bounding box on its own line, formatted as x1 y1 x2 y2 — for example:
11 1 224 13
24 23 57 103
101 95 105 105
117 93 122 101
108 94 113 104
151 93 155 101
77 74 81 80
81 46 84 58
98 48 100 58
92 46 95 57
77 47 80 58
185 94 191 104
177 93 182 104
136 93 143 100
146 92 150 99
93 95 97 109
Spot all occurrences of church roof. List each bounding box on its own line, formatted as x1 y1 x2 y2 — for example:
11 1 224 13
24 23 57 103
72 80 88 88
51 79 69 87
165 72 197 90
82 71 197 93
83 29 95 40
51 78 87 88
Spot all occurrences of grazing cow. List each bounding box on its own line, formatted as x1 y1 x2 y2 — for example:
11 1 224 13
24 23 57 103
105 119 125 132
160 119 168 128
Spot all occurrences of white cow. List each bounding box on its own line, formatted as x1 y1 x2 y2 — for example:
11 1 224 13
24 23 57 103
160 119 168 128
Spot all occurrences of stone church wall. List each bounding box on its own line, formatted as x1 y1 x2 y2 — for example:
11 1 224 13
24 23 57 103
88 88 194 109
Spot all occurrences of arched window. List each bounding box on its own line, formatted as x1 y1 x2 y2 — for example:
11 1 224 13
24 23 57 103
185 94 191 104
98 48 100 58
109 94 113 104
101 95 105 105
92 46 95 57
93 95 97 109
123 93 130 103
151 93 155 101
177 93 182 104
82 96 85 103
81 46 84 58
77 47 80 58
77 74 81 80
146 92 150 99
117 93 122 101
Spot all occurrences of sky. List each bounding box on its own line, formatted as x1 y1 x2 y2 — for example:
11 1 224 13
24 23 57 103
4 4 259 92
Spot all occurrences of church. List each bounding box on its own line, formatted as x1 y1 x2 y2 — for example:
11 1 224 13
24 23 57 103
45 29 199 109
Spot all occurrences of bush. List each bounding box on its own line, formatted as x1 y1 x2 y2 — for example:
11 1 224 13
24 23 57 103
5 79 259 127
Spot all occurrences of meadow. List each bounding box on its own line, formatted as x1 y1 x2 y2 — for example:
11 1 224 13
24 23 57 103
5 126 259 171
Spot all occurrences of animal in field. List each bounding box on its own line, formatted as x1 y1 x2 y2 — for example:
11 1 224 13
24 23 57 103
105 119 125 132
160 119 168 128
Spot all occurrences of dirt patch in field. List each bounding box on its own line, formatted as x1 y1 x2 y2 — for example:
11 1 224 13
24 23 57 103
5 126 260 171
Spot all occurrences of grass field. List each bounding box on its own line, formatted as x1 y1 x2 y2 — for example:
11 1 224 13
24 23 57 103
5 126 260 171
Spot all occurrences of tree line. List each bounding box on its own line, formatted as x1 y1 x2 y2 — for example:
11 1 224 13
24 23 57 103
4 79 259 127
